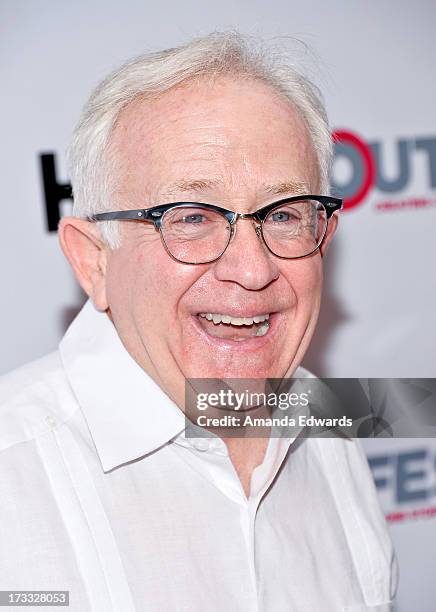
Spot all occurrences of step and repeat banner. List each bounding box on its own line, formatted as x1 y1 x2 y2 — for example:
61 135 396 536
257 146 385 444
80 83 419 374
1 1 435 610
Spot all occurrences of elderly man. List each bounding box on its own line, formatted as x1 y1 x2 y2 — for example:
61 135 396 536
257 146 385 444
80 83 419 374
0 32 396 611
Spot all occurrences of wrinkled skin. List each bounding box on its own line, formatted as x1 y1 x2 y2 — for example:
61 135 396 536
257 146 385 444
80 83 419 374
59 76 337 409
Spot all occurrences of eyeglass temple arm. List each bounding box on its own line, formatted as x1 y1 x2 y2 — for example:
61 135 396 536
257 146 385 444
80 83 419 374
318 197 343 219
88 209 155 222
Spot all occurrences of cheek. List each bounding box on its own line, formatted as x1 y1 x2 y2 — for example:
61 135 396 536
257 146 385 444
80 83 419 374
105 250 137 312
129 246 202 328
284 258 323 311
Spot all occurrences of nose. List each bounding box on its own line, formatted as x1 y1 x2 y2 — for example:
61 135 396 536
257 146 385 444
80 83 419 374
213 218 280 290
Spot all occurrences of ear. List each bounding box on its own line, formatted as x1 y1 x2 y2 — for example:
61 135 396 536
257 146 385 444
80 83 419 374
58 217 109 311
320 212 339 257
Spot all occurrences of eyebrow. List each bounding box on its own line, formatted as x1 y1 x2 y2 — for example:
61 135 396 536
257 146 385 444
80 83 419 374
161 178 310 198
262 180 310 196
162 179 219 197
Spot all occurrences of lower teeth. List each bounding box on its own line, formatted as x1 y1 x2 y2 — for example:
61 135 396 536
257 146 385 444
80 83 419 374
255 320 270 337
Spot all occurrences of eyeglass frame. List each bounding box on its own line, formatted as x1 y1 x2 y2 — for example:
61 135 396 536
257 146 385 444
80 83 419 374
88 194 343 264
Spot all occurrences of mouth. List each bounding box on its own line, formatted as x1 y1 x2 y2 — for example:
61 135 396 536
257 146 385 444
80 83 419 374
196 311 271 341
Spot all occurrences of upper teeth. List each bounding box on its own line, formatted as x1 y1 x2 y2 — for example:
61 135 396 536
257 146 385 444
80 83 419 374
198 313 270 326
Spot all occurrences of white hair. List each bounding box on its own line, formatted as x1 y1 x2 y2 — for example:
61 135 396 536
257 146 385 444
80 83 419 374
68 31 333 248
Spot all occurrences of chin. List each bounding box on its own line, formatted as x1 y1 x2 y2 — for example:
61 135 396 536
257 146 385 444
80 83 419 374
181 352 289 381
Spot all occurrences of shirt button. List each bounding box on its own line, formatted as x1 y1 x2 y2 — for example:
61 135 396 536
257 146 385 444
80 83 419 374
45 415 57 428
193 438 210 452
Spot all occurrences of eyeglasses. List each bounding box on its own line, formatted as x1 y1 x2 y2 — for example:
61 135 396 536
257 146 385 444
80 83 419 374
88 195 343 265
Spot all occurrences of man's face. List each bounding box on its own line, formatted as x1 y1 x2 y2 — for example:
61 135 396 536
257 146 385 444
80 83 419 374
102 77 328 403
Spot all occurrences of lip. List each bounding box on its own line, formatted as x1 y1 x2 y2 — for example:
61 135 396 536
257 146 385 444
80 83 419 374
189 311 281 352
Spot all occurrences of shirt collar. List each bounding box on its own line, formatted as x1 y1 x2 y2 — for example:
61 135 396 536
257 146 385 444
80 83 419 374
59 299 186 473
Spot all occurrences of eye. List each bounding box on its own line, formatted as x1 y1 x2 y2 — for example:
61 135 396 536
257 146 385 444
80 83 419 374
268 207 301 223
271 211 290 222
180 213 206 224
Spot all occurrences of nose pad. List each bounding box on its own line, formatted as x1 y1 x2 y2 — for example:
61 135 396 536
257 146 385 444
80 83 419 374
228 219 262 244
214 216 279 289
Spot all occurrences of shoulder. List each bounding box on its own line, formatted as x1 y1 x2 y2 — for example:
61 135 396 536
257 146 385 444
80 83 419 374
0 352 78 454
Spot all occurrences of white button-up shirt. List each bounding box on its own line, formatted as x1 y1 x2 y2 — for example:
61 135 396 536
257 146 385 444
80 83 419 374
0 300 397 611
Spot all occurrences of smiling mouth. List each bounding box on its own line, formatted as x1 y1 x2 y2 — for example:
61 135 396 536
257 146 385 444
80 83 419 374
196 312 271 341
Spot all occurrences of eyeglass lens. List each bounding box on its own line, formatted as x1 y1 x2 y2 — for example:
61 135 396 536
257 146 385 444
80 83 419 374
160 200 328 264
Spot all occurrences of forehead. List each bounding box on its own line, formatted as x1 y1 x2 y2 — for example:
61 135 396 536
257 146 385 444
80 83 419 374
110 76 319 200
